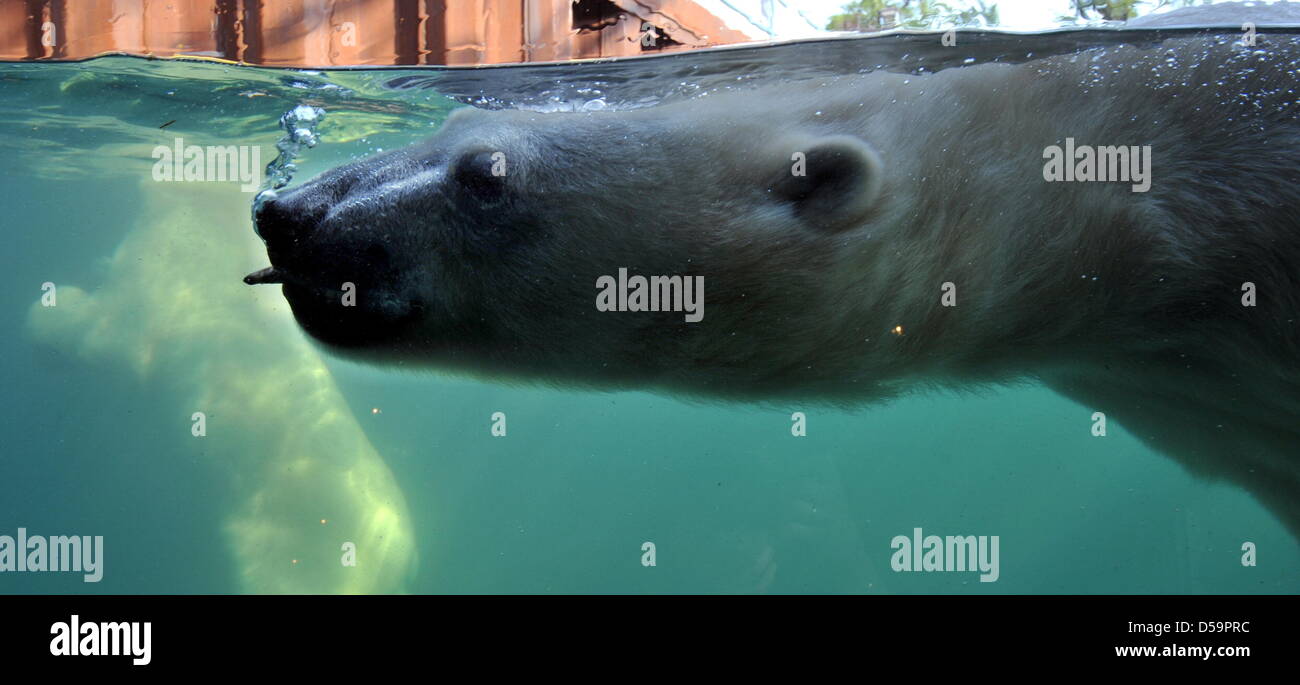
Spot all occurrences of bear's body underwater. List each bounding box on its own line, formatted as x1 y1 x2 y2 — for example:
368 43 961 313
247 35 1300 538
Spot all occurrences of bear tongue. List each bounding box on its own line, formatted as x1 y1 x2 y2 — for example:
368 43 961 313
243 266 284 285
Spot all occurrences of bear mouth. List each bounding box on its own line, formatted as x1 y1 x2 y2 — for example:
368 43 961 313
242 265 285 285
242 265 332 300
243 253 314 287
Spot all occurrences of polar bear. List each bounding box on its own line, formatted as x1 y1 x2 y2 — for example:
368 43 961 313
246 34 1300 538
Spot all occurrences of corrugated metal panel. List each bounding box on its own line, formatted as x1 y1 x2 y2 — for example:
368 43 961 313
0 0 754 65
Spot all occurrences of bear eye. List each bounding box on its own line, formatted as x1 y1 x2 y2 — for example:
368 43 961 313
451 149 507 204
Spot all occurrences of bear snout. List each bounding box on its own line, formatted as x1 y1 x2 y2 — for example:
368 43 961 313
253 194 318 246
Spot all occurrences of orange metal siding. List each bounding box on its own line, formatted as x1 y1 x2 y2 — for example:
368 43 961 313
0 0 754 65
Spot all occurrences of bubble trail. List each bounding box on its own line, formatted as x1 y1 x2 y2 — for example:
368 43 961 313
253 104 326 216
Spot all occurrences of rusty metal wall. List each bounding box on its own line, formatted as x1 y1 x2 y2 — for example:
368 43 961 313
0 0 752 65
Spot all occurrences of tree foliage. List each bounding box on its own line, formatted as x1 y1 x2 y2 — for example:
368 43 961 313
827 0 999 31
827 0 1214 32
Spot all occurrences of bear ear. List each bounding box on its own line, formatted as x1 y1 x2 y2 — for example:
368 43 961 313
768 135 883 232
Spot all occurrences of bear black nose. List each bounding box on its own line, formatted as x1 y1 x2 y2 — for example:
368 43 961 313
254 195 313 245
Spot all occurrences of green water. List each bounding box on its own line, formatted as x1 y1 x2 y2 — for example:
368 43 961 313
0 54 1296 594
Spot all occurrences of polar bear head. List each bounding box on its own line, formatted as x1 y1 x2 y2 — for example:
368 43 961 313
248 98 893 398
